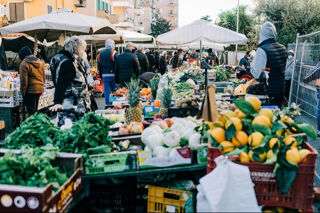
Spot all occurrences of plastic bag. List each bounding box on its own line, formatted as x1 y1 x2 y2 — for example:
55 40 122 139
156 76 168 100
197 156 260 212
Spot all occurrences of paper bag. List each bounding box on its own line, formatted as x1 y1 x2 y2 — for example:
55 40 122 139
197 85 218 122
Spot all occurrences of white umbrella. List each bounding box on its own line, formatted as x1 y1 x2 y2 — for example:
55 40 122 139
156 19 247 45
0 9 117 42
80 29 155 44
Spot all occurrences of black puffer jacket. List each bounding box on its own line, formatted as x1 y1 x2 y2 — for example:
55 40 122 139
136 50 149 74
115 49 141 85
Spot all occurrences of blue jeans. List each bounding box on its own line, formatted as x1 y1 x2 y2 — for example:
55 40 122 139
103 75 115 105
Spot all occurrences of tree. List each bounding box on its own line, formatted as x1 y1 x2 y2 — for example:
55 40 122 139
255 0 320 45
150 15 172 37
217 5 258 49
201 15 212 22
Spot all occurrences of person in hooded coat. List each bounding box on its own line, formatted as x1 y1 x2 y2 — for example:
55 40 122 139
98 39 117 105
19 46 45 115
250 22 288 108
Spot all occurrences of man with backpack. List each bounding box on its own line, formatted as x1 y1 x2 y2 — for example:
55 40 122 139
97 39 117 105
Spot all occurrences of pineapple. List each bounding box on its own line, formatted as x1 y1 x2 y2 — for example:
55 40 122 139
148 76 160 100
125 79 143 124
159 88 172 116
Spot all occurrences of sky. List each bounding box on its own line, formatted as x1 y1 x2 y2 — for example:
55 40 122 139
178 0 255 27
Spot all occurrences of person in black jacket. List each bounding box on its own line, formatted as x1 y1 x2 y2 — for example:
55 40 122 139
172 49 183 69
145 49 155 72
154 51 160 72
115 42 141 86
206 48 219 66
135 47 149 74
159 51 167 75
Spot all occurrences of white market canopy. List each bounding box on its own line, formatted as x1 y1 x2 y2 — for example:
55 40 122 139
0 9 117 42
80 29 155 44
157 19 248 46
179 41 227 51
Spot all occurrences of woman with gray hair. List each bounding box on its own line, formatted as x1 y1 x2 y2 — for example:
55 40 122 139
50 36 96 125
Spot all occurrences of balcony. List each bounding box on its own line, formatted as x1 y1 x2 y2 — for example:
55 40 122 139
168 12 176 17
112 1 134 9
74 0 86 7
168 1 175 6
114 21 134 29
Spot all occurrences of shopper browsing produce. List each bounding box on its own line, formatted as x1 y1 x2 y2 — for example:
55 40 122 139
50 36 91 125
284 50 295 104
135 46 149 75
97 39 117 105
250 21 288 108
115 42 141 86
19 46 45 115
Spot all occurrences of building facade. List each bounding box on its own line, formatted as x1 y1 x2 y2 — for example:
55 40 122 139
0 0 82 25
156 0 178 29
77 0 112 19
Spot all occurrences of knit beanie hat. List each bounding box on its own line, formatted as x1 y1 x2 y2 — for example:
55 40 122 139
19 46 33 61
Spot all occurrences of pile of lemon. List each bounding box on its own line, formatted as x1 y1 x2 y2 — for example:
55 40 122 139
206 97 311 164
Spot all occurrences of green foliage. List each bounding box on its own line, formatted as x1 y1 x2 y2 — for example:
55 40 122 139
4 113 61 149
217 5 258 49
0 145 68 191
55 113 114 158
255 0 320 45
148 76 160 99
150 15 172 37
126 78 142 108
161 88 172 109
201 15 212 22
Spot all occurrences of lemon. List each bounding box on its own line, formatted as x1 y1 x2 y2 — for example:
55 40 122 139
213 121 225 128
222 111 237 118
299 149 311 163
284 136 297 147
232 131 248 147
248 132 264 147
249 150 266 162
285 130 294 137
220 141 235 153
252 115 272 127
225 117 243 131
269 138 279 149
239 152 250 163
216 115 226 125
276 129 284 137
246 96 261 111
209 127 226 144
259 109 273 121
286 148 300 163
280 115 294 124
266 149 275 159
235 109 246 119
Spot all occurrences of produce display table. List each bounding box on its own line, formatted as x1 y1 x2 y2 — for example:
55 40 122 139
83 164 207 180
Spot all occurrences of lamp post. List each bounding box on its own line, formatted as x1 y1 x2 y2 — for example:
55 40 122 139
235 0 240 64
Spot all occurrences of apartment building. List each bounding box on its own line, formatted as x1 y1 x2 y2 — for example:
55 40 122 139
157 0 178 29
0 0 82 25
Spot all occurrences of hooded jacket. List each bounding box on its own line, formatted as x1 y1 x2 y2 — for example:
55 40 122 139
19 56 45 96
250 22 287 95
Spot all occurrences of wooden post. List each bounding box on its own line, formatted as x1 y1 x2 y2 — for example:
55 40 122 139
34 34 38 56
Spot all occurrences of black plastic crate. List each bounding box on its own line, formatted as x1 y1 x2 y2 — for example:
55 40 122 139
0 107 20 133
168 107 199 118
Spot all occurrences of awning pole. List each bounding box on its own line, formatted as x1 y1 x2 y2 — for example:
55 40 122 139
34 34 38 56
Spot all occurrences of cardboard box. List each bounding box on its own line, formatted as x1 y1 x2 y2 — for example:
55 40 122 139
0 150 83 213
85 151 138 174
137 147 191 169
143 105 160 118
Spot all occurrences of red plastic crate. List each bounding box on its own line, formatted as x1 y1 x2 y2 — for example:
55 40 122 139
207 142 318 211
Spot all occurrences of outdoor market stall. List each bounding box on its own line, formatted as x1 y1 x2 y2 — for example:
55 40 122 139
0 12 319 213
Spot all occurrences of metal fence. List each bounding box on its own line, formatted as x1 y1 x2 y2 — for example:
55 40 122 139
289 32 320 120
